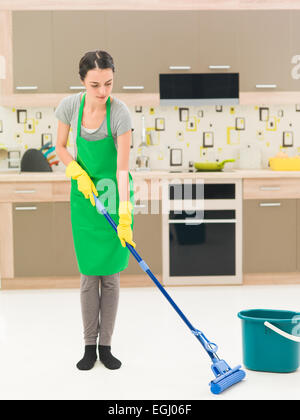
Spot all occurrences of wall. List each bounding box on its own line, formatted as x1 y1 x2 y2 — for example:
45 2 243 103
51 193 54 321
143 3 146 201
0 99 300 172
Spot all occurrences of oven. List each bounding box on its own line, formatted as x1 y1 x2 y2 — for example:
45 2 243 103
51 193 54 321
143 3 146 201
162 179 242 285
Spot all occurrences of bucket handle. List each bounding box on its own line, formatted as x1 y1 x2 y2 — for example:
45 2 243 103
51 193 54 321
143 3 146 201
264 321 300 343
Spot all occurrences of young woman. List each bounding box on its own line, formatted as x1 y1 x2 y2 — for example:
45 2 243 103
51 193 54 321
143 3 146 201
55 50 136 371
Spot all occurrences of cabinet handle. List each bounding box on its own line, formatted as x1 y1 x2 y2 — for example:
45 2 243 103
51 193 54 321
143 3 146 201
14 190 36 194
255 84 277 89
259 186 280 191
169 66 191 70
15 206 37 211
69 86 86 90
122 86 144 90
259 202 281 207
134 204 147 208
15 86 38 90
208 65 231 69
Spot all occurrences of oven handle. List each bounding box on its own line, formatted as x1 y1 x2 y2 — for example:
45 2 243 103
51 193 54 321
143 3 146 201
168 219 236 224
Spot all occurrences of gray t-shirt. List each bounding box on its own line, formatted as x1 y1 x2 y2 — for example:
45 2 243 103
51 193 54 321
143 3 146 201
54 92 132 158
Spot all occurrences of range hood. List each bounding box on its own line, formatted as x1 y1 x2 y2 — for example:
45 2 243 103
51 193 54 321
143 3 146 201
159 73 239 106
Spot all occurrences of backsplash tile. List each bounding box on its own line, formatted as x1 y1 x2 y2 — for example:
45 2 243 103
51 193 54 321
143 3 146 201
0 101 300 172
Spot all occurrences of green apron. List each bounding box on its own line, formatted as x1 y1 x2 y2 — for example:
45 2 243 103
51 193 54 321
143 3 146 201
70 92 134 276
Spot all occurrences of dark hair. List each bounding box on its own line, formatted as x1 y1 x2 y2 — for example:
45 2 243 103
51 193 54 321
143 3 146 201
79 50 115 81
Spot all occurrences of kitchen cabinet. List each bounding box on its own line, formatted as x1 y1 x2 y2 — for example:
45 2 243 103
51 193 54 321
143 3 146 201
52 11 108 93
52 202 78 276
94 11 201 93
8 9 299 101
11 10 239 94
243 178 300 200
12 11 53 93
288 12 300 91
237 10 292 92
123 200 162 275
13 201 78 277
296 200 300 271
105 11 163 93
13 202 54 277
3 172 300 288
147 11 200 75
0 177 162 287
0 182 53 203
243 199 297 273
196 11 240 73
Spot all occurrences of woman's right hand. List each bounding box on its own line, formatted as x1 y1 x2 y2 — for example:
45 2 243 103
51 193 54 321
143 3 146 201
65 160 98 206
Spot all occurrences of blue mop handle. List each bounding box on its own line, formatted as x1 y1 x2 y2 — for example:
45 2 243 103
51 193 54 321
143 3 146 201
92 192 216 358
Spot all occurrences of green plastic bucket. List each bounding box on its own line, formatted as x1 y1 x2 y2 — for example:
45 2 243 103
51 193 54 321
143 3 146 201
237 309 300 373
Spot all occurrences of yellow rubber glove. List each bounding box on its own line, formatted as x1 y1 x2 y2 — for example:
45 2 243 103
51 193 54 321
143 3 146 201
65 160 98 206
117 201 136 248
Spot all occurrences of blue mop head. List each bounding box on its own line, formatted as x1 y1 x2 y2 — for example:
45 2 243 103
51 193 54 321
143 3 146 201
209 360 246 395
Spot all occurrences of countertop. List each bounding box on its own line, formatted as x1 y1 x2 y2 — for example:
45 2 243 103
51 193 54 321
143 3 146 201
2 168 300 181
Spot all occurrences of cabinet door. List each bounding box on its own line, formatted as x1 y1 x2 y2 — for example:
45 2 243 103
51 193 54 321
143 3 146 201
197 11 240 73
237 10 291 92
105 11 163 93
243 199 297 273
123 200 162 275
154 11 200 74
106 11 204 93
53 202 78 276
289 10 300 91
296 200 300 271
13 202 54 277
52 11 109 93
12 11 53 93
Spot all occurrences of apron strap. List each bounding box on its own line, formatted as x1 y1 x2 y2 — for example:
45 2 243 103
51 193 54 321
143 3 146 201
106 96 112 138
77 92 86 138
77 93 112 139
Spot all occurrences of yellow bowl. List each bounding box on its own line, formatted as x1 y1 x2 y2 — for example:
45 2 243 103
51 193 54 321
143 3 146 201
269 157 300 171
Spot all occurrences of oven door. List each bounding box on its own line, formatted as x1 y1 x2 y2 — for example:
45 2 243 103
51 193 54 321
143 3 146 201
163 209 241 285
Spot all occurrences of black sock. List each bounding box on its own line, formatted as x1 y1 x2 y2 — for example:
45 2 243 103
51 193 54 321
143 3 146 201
98 345 122 370
76 345 97 371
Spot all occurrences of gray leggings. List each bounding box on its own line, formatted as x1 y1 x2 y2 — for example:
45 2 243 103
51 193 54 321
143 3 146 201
80 273 120 346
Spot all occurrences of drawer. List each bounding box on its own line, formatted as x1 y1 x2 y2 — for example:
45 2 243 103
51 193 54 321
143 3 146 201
52 181 71 201
133 179 161 201
133 199 161 215
0 182 53 202
243 178 300 199
52 180 159 203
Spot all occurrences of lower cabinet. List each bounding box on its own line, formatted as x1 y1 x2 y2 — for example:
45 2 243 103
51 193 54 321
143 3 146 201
296 200 300 272
13 202 78 277
13 202 54 277
123 200 162 275
243 199 297 273
12 200 162 278
53 202 78 276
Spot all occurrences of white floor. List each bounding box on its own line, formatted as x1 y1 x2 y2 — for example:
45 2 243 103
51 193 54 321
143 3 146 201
0 283 299 400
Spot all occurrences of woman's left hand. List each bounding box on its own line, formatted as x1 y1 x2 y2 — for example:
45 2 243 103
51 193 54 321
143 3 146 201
117 201 136 248
117 223 136 248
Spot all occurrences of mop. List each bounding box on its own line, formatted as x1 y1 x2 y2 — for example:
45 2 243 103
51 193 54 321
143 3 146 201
92 192 246 394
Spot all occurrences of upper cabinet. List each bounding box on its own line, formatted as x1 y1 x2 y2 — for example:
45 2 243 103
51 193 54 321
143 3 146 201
4 9 300 104
105 11 163 93
52 11 109 93
289 11 300 91
106 11 201 93
197 11 240 73
237 10 292 92
12 11 54 93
